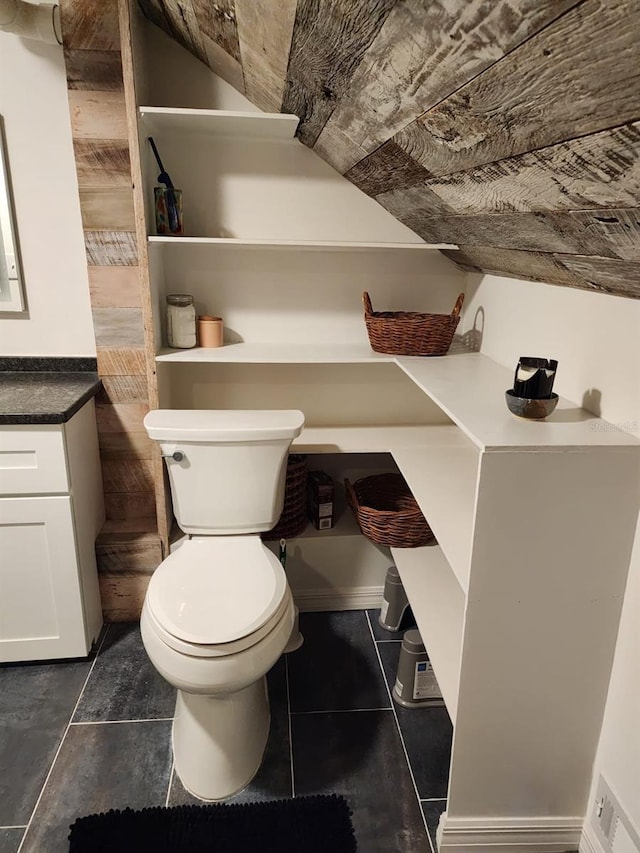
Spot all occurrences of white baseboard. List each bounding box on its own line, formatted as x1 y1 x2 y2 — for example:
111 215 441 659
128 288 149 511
437 813 583 852
294 585 383 611
579 823 604 853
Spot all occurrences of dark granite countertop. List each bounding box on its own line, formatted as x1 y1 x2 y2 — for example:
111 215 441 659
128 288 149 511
0 358 102 425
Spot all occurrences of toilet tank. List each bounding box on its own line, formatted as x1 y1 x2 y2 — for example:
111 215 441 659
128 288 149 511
144 410 305 535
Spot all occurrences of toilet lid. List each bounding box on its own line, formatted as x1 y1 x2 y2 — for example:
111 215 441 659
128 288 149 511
146 536 287 645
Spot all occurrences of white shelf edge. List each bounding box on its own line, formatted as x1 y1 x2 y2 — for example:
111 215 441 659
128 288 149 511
396 353 640 452
294 424 464 454
156 343 396 364
392 544 465 723
148 236 458 251
139 106 299 139
392 443 478 595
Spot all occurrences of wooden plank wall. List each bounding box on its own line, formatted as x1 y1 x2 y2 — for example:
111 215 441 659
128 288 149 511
139 0 640 298
60 0 166 621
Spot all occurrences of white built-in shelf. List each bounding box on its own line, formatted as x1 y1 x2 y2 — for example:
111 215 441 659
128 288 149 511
148 236 457 251
156 348 638 451
397 353 640 451
139 106 299 139
392 544 465 722
156 343 395 364
294 506 362 540
293 424 461 455
393 442 479 594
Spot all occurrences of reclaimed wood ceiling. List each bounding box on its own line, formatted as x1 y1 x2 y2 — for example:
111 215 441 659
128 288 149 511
138 0 640 298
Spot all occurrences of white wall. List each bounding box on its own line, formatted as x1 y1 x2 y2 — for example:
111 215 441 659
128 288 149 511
0 34 96 355
460 273 640 838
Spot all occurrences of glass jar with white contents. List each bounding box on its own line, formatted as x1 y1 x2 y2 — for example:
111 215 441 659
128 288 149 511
166 294 196 348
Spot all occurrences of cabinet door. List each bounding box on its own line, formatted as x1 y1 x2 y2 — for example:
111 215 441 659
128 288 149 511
0 496 89 662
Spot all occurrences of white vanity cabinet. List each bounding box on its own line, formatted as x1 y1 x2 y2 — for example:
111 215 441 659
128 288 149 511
0 401 104 662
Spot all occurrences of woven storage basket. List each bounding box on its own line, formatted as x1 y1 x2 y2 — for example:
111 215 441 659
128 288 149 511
262 454 308 540
345 473 434 548
363 291 464 356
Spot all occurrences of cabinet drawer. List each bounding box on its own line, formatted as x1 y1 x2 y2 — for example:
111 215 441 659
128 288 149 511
0 426 69 495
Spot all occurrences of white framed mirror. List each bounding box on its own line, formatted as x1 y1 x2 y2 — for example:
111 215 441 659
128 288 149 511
0 115 25 312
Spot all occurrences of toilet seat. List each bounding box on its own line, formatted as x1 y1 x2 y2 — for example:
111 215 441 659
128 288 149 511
146 536 290 658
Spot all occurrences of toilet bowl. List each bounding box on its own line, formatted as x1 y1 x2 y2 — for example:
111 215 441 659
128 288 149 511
141 409 304 801
141 537 296 801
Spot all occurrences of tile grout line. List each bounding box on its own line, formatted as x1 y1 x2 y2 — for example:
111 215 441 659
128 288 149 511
284 655 296 798
365 610 435 853
291 707 393 715
420 798 447 803
375 639 403 644
0 826 28 830
16 624 112 853
69 717 174 726
165 762 175 808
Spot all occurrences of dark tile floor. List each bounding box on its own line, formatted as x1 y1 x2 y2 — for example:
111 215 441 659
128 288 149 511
0 611 452 853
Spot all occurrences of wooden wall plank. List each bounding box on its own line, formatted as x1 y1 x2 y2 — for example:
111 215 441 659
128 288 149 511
120 0 171 554
547 209 640 262
95 402 149 433
98 375 149 404
98 573 150 621
73 140 131 186
85 231 138 265
411 208 640 260
235 0 297 111
391 0 640 178
557 255 640 298
98 430 154 460
92 307 145 348
80 188 136 230
96 536 162 572
201 32 245 92
96 347 147 376
191 0 241 61
443 246 581 286
346 140 441 200
88 266 141 308
64 49 124 90
282 0 396 147
103 491 157 520
101 459 155 493
444 246 640 298
314 0 579 173
398 122 640 216
68 90 128 140
59 0 121 50
136 0 208 63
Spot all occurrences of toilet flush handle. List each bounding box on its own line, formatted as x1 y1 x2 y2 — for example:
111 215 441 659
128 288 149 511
161 450 184 462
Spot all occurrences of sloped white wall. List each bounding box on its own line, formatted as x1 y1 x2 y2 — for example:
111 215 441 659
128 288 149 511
0 34 95 355
459 273 640 839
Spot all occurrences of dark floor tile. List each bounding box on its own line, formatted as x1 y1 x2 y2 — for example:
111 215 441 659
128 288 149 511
0 828 24 853
0 659 92 825
20 720 172 853
377 643 452 799
287 612 390 712
367 607 416 641
169 659 292 806
421 799 446 851
73 623 175 722
292 710 430 853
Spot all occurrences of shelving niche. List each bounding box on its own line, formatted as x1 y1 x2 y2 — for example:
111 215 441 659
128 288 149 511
138 104 640 847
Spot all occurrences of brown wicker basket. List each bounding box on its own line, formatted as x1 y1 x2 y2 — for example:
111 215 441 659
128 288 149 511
345 473 434 548
363 291 464 356
262 454 308 540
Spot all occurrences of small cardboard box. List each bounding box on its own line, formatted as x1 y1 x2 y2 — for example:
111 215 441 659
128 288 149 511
307 470 335 530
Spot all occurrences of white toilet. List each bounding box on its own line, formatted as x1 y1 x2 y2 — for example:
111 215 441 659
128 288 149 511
140 408 304 801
